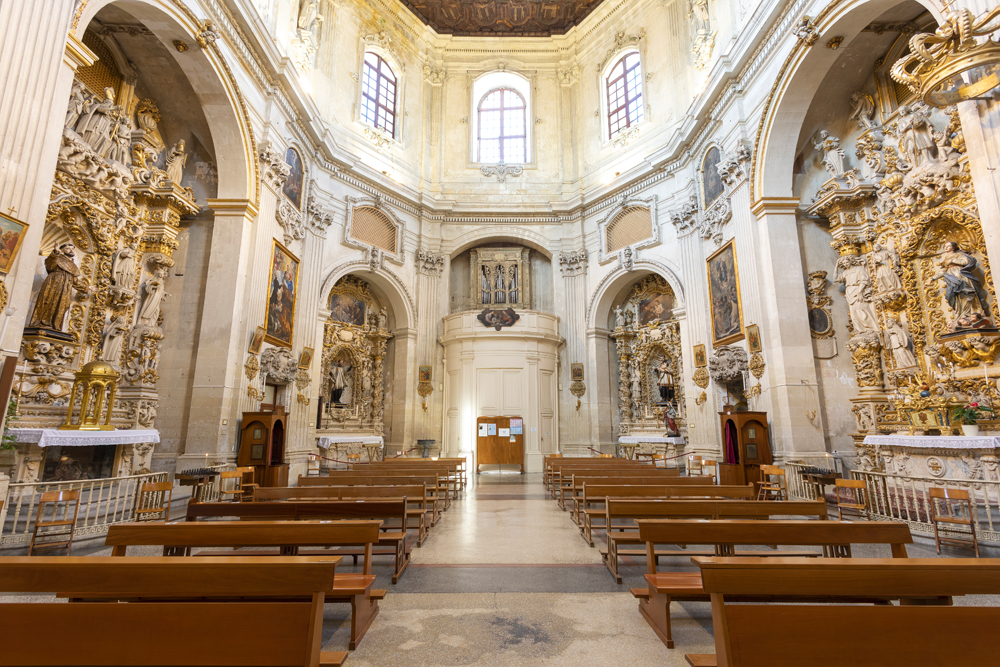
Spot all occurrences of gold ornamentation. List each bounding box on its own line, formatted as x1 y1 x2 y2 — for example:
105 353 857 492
695 391 707 405
846 333 884 388
247 386 264 401
297 393 311 405
693 367 710 389
60 361 118 431
0 280 7 313
244 354 260 382
749 353 766 379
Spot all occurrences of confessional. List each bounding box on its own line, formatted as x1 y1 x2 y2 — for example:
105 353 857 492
717 408 771 487
237 405 288 487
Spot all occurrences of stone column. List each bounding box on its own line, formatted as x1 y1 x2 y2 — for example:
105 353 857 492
180 198 259 465
414 248 445 451
585 327 613 452
557 249 588 455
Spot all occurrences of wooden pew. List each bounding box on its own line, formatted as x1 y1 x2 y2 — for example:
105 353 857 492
547 460 651 496
564 475 715 518
631 519 913 649
601 499 829 583
186 499 412 583
256 484 438 543
690 557 1000 667
373 458 467 489
579 485 756 546
366 461 462 496
556 470 685 510
98 521 383 651
0 556 345 666
302 472 453 509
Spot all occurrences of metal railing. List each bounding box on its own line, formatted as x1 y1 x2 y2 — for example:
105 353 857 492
1 471 168 547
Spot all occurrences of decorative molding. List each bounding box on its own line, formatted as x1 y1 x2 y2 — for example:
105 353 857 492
276 197 304 245
343 196 405 266
415 248 445 276
596 195 659 265
793 16 820 46
480 162 523 183
559 249 589 277
717 142 752 187
258 142 290 190
305 192 335 237
598 29 646 73
612 125 641 149
363 126 395 153
557 65 580 86
669 192 731 246
422 64 446 85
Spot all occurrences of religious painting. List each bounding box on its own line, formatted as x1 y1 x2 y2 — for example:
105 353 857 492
702 146 724 207
329 292 366 326
419 365 432 382
0 212 28 275
298 347 314 369
282 147 304 210
746 324 762 354
638 291 674 325
570 363 584 382
264 240 299 348
248 325 266 355
693 344 707 368
707 240 744 346
478 307 520 330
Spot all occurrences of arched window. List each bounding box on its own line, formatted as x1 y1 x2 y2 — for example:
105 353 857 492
360 52 397 137
477 88 526 164
606 52 644 138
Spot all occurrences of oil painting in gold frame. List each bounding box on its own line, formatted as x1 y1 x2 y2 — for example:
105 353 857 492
706 240 744 346
264 239 299 348
0 212 29 275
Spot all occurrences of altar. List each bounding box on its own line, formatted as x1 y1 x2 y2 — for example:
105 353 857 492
617 435 686 461
315 434 384 464
863 434 1000 482
11 428 160 482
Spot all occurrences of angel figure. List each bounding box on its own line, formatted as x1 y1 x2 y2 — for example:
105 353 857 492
849 92 878 130
812 130 846 177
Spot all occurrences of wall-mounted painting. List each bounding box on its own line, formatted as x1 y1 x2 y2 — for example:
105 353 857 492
248 325 266 355
329 292 366 326
299 347 314 369
264 240 299 348
746 324 762 354
0 212 28 275
707 240 744 345
693 344 707 368
282 147 304 210
418 365 432 383
638 291 674 325
570 363 584 382
702 146 724 207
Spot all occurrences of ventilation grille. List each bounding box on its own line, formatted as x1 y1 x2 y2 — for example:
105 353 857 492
77 31 123 98
606 206 653 253
351 206 397 253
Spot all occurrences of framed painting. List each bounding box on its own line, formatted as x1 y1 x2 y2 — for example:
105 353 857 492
418 365 432 382
0 212 28 275
702 147 724 207
298 347 314 369
693 344 707 368
638 291 674 325
248 325 266 355
746 324 762 354
570 363 584 382
264 240 299 348
282 147 304 210
706 240 744 346
329 292 366 326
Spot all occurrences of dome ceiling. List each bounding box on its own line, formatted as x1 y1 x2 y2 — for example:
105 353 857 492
399 0 607 36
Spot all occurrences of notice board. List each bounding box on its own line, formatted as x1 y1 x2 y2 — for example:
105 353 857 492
475 415 524 474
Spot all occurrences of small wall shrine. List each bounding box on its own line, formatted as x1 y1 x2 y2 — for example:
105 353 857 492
610 275 684 437
319 276 392 435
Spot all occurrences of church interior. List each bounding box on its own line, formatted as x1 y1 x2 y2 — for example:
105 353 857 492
3 0 1000 664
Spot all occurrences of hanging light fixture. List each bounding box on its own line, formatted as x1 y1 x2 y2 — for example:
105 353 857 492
891 6 1000 107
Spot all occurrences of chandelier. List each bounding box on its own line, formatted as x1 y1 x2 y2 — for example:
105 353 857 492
891 6 1000 107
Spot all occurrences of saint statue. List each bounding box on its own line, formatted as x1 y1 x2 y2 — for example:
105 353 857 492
65 80 88 130
884 318 917 369
834 254 880 334
329 359 351 405
849 92 878 130
870 243 902 292
664 401 679 436
925 241 990 323
656 358 675 403
165 140 188 185
614 305 625 329
112 246 137 289
897 105 937 168
28 244 82 331
137 269 170 326
100 316 127 364
812 130 846 177
76 87 118 157
107 114 132 166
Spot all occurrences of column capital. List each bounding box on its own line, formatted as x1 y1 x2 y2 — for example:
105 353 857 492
750 197 800 217
63 34 97 71
207 198 259 218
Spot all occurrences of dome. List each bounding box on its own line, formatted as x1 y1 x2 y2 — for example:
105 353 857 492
78 360 119 377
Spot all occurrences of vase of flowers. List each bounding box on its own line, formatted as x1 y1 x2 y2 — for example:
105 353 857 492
951 402 995 436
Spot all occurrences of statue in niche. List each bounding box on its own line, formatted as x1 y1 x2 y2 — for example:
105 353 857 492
165 140 188 185
328 359 352 406
100 316 127 364
137 269 170 326
897 105 937 168
656 357 675 404
76 87 117 157
614 306 626 329
135 99 165 153
28 244 83 331
834 254 880 334
65 80 88 130
663 401 679 436
112 245 137 288
884 317 918 369
630 362 641 412
925 241 991 324
107 113 132 166
871 243 903 292
849 92 878 130
377 308 387 330
812 131 846 177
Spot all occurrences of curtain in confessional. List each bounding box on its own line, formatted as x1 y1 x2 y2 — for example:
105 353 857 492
724 421 738 464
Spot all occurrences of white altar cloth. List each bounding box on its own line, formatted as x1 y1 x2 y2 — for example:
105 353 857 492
618 436 686 445
316 435 384 448
864 434 1000 450
11 428 160 448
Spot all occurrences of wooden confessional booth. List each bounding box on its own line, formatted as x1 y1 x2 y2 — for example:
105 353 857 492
238 405 289 487
718 408 772 487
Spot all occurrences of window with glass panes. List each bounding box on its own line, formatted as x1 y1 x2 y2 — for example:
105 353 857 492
477 88 526 164
360 53 397 137
606 53 644 138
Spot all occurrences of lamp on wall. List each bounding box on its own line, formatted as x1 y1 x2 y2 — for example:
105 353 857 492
891 6 1000 107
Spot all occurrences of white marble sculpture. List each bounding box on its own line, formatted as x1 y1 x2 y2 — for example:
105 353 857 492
871 243 903 292
812 131 846 177
884 317 918 368
835 254 880 334
101 316 128 364
165 140 188 185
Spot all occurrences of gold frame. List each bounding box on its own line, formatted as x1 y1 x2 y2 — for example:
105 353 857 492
298 347 314 369
570 362 584 382
701 146 725 209
693 344 707 368
706 239 745 346
746 324 762 354
248 325 266 355
0 211 29 275
264 239 300 348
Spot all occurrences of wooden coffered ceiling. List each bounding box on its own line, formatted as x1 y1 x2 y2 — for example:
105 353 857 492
399 0 608 36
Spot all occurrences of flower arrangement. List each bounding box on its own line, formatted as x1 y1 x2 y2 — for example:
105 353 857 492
951 402 996 425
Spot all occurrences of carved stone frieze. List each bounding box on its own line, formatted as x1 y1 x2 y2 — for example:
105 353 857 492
709 346 748 384
258 143 291 190
276 197 304 245
306 193 334 236
415 248 445 276
846 333 884 388
480 162 523 183
717 143 752 187
422 65 445 84
260 347 297 384
558 249 589 277
557 65 580 86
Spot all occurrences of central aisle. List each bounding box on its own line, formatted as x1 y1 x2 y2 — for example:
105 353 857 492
337 472 714 666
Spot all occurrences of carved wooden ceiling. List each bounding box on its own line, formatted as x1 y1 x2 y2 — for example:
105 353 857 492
399 0 608 36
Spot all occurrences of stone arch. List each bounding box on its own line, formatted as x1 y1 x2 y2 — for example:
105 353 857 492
318 261 416 333
76 0 257 203
752 0 940 204
587 260 686 330
445 226 556 259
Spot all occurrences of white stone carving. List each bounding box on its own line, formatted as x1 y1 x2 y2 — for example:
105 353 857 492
276 197 305 244
709 346 748 384
598 29 646 72
306 193 334 236
260 346 297 384
364 125 395 153
612 125 641 148
850 91 879 130
258 143 291 189
717 143 752 186
558 65 580 86
137 269 170 327
422 64 445 84
559 250 589 277
884 317 918 369
416 248 445 276
812 131 847 177
165 140 188 185
834 254 880 334
480 162 523 183
100 315 127 364
793 17 820 46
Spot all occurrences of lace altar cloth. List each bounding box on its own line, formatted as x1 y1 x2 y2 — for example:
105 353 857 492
864 434 1000 450
12 428 160 448
618 436 686 445
316 435 384 448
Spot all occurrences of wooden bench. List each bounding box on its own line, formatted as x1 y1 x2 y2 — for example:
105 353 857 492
546 461 652 496
631 519 913 649
186 499 412 583
580 485 756 546
371 459 465 490
563 475 715 518
601 499 829 583
98 521 383 651
556 471 687 510
1 556 345 666
377 456 468 488
301 473 453 509
688 557 1000 667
